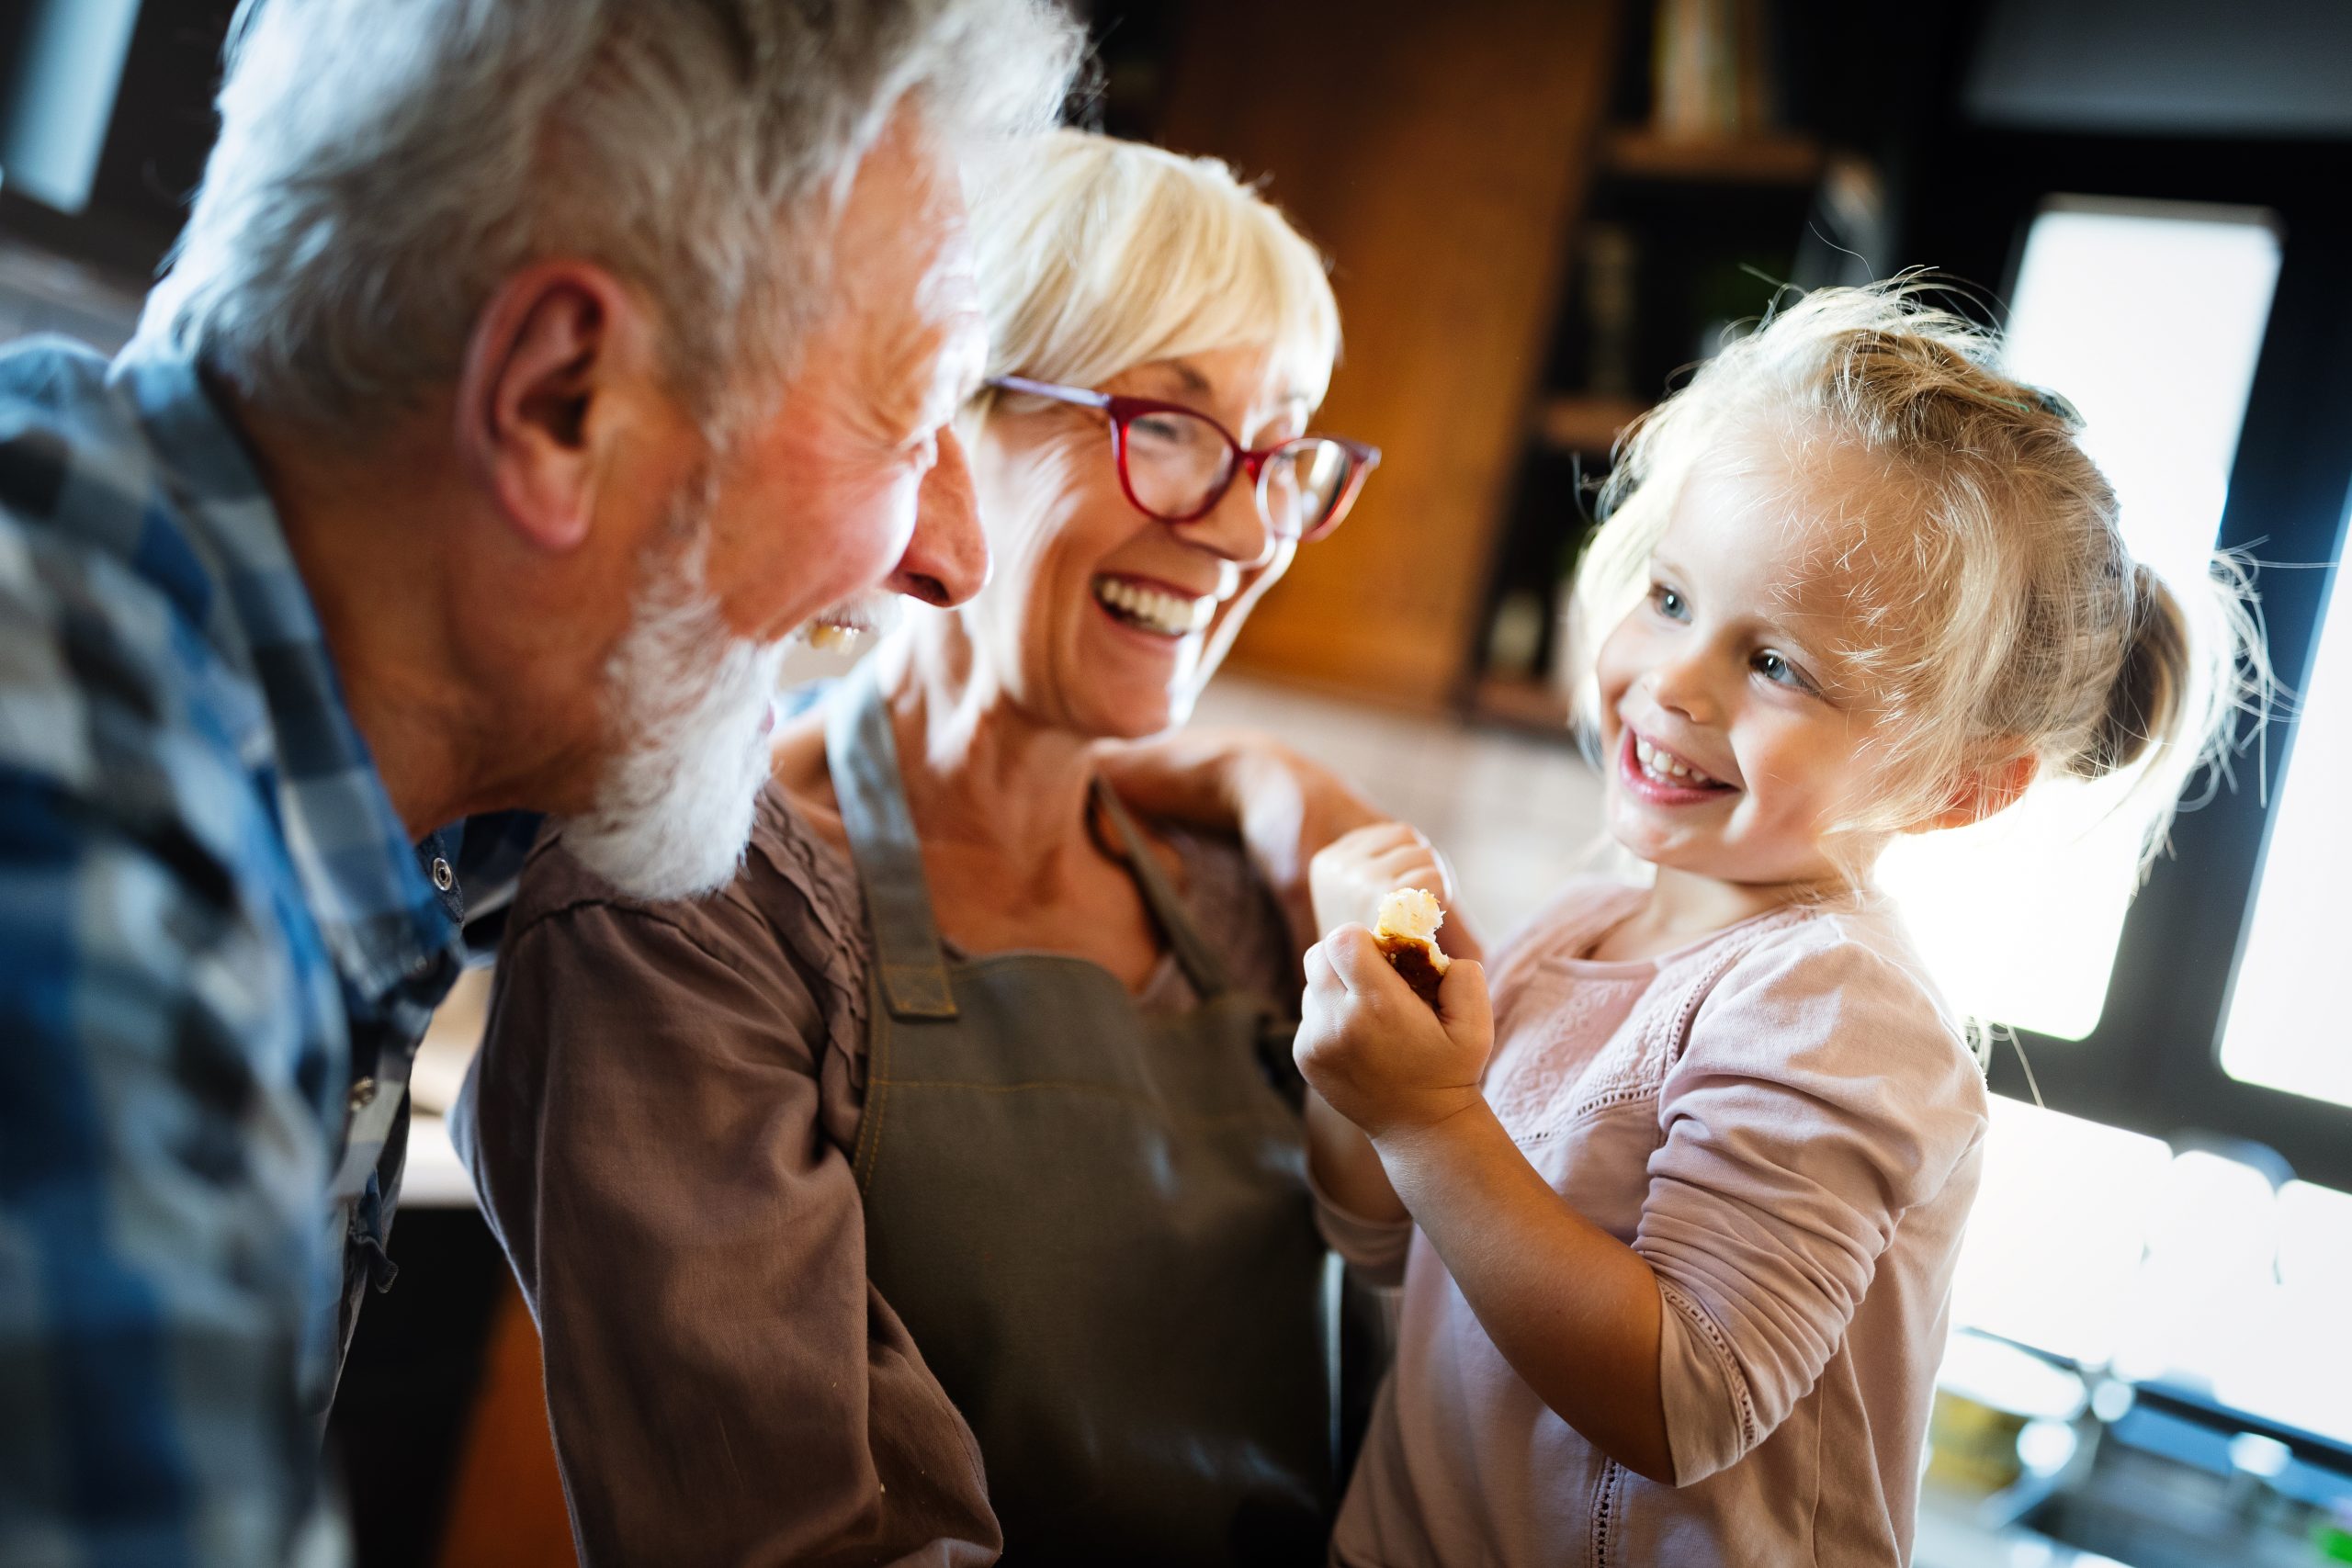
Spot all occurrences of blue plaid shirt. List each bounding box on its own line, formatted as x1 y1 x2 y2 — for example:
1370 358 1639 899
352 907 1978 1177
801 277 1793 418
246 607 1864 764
0 336 526 1563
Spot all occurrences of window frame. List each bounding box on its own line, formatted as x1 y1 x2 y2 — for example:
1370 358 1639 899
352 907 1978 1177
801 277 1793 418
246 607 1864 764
1904 128 2352 1191
0 1 234 279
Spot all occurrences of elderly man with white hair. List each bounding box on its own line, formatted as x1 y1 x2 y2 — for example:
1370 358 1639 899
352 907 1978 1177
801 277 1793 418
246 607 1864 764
0 0 1077 1560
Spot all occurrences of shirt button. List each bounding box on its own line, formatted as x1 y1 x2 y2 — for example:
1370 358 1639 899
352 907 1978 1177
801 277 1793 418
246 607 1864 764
348 1077 378 1113
430 856 455 893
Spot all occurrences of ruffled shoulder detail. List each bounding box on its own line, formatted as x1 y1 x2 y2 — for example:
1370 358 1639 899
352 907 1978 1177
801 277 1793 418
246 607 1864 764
742 782 873 1081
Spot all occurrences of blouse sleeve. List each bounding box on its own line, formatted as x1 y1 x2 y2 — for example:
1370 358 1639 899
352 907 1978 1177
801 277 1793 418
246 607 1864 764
1634 923 1986 1485
457 887 997 1568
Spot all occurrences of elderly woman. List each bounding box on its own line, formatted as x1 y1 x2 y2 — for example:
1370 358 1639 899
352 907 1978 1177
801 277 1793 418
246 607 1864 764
458 130 1382 1566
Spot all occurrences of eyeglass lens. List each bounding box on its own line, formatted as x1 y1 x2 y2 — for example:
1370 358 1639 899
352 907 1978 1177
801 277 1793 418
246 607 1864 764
1260 439 1353 536
1123 408 1352 536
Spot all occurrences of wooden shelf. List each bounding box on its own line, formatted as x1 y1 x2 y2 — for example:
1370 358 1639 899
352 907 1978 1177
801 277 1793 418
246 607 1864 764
1534 394 1650 454
1599 127 1824 186
1465 672 1574 737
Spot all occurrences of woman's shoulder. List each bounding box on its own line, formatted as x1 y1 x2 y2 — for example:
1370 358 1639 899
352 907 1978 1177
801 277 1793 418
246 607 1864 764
479 785 874 1166
502 783 871 1010
1148 816 1298 1001
1152 816 1256 902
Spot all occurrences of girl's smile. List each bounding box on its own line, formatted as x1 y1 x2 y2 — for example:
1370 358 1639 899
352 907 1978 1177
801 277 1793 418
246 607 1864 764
1616 726 1739 805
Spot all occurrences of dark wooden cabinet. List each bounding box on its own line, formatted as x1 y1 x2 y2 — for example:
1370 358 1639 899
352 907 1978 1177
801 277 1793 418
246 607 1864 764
1148 0 1627 712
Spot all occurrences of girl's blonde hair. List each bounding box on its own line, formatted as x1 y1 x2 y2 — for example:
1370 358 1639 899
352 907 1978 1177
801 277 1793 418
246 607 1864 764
1570 277 2257 873
964 129 1340 407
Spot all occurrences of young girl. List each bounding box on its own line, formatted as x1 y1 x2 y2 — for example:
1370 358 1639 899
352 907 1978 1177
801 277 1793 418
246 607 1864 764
1296 283 2244 1567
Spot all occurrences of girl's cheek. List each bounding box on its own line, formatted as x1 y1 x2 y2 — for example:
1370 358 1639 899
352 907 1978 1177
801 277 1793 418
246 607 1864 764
1592 616 1647 705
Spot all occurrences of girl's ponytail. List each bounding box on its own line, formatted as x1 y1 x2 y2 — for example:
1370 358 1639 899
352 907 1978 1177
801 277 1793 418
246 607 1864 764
2072 564 2192 780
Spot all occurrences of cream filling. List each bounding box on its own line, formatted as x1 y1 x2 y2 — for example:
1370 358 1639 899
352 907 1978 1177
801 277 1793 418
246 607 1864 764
1375 886 1447 946
1093 575 1215 637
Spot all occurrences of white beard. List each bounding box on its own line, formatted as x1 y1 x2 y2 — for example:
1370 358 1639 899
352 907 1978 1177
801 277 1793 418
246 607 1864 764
563 536 786 903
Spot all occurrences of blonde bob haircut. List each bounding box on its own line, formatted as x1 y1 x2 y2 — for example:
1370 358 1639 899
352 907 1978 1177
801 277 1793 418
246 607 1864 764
966 129 1340 408
1568 276 2258 877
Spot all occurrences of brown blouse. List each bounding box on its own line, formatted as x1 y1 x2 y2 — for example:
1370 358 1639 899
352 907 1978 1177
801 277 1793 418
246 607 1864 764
453 782 1295 1568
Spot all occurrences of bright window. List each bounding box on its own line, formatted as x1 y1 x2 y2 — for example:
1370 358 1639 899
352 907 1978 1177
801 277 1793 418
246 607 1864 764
2220 552 2352 1107
1877 198 2281 1039
0 0 143 215
1949 1098 2172 1364
1950 1100 2352 1446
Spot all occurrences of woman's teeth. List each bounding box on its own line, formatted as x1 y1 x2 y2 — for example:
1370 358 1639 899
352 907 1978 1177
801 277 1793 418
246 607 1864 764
1634 735 1724 788
1093 576 1213 637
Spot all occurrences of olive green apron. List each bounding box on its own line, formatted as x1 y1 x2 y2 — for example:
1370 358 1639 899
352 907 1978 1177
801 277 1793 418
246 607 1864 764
826 665 1333 1565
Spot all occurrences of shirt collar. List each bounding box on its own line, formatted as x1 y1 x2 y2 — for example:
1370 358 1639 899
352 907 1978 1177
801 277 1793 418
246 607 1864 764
110 342 460 1008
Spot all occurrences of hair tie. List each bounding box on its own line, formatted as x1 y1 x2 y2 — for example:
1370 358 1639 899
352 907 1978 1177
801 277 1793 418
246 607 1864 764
1993 384 2085 428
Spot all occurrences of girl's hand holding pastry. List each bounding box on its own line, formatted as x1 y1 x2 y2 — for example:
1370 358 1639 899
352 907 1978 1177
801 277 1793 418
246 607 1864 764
1296 926 1491 1144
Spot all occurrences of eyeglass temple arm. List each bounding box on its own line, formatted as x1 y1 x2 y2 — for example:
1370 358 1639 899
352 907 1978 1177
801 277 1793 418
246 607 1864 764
989 374 1113 410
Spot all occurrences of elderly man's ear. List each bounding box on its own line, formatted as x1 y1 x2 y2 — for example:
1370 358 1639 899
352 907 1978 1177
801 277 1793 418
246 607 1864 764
457 261 684 554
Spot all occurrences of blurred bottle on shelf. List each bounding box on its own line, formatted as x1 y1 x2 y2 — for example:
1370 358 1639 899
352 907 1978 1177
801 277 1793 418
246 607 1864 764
1652 0 1779 141
1581 223 1638 398
1652 0 1737 138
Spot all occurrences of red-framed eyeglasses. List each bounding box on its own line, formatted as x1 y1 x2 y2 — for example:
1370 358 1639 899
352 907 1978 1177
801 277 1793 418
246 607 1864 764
989 374 1380 543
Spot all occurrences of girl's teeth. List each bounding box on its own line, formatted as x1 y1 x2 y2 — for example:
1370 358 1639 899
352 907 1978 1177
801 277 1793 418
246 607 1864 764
1093 577 1212 637
1634 736 1717 786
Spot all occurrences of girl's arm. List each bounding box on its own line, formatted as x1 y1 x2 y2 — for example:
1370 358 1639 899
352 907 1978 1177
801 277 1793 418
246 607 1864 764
1306 1089 1406 1226
1298 821 1490 1225
1295 927 1673 1483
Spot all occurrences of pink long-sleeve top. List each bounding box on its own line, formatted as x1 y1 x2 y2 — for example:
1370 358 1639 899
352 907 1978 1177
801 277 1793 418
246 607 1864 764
1323 879 1989 1568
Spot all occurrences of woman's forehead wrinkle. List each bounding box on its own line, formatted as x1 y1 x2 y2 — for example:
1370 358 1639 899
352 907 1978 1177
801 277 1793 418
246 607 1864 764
1122 349 1306 442
1123 357 1213 399
1166 358 1214 395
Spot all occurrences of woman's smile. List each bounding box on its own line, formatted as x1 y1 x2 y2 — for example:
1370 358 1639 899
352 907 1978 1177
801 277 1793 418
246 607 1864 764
1091 571 1218 639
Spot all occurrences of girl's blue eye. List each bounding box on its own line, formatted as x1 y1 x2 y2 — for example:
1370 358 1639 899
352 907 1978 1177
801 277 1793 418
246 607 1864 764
1754 649 1811 691
1651 584 1689 621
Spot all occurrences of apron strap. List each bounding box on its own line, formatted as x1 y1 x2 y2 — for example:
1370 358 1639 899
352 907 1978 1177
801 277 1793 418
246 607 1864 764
1091 781 1237 1000
825 661 959 1020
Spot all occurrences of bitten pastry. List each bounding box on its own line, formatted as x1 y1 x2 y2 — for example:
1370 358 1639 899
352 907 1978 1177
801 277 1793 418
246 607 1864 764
1372 887 1451 1008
